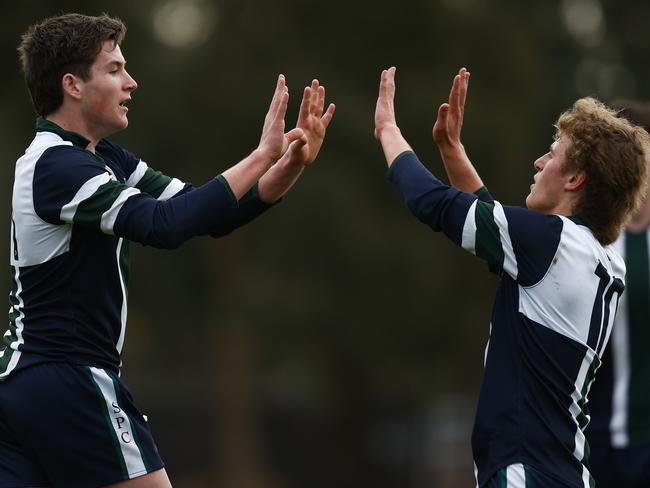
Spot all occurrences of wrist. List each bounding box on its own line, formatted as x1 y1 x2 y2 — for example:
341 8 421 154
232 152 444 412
438 142 466 159
252 147 278 168
375 124 401 141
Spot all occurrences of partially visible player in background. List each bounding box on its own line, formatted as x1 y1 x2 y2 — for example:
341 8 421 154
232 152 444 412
375 66 649 487
1 13 334 488
586 101 650 488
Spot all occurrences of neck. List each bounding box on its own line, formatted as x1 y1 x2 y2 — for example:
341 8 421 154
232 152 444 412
47 111 100 153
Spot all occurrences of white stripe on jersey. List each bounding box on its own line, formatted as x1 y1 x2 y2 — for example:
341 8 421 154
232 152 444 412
461 200 478 255
158 178 185 200
570 348 597 462
115 238 128 355
493 202 518 279
126 160 148 187
610 234 631 448
506 464 526 487
60 172 112 222
12 133 73 267
581 464 592 488
89 367 147 478
0 267 26 379
100 187 141 234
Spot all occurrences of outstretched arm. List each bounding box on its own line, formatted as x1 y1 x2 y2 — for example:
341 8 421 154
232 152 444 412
432 68 483 193
258 79 336 203
221 75 305 200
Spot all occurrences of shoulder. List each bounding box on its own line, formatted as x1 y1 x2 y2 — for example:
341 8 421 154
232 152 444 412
97 138 139 163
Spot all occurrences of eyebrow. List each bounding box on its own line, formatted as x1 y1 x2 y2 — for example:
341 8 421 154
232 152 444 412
106 60 126 70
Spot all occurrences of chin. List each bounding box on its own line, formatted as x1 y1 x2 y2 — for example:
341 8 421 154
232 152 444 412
525 194 539 211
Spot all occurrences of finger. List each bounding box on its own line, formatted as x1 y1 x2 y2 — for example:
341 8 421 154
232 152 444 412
315 85 325 118
309 79 319 115
297 86 311 123
460 70 470 115
381 67 396 100
285 127 305 144
321 103 336 129
277 89 289 117
437 103 450 126
290 135 308 150
269 74 286 114
450 74 461 111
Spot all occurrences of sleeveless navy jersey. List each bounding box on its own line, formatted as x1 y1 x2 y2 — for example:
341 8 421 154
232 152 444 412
3 118 271 378
388 152 625 487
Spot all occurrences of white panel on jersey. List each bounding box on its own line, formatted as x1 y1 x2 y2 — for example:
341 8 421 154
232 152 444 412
493 202 518 279
461 200 478 255
518 218 625 346
11 133 73 267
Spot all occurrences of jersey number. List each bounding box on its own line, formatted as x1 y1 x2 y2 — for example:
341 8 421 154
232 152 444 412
588 262 624 355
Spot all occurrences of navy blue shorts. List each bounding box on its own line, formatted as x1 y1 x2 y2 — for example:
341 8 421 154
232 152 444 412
0 362 164 488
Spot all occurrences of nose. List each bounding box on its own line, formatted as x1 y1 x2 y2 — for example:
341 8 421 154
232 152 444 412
533 153 548 172
124 70 138 92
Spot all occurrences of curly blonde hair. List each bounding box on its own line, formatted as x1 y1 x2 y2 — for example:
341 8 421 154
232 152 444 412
556 97 650 245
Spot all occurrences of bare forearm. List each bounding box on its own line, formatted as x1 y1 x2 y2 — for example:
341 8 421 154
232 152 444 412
438 144 484 193
377 126 413 166
220 149 275 200
257 156 305 203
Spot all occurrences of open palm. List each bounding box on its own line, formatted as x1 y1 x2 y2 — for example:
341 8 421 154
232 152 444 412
294 79 336 165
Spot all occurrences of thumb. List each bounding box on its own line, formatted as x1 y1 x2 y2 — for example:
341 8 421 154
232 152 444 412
437 103 450 123
285 127 305 144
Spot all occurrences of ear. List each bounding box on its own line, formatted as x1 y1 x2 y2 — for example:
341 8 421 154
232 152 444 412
565 170 586 192
61 73 83 101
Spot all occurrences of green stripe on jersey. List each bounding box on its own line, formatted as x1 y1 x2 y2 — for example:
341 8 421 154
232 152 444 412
475 202 505 270
135 168 173 199
523 464 532 488
625 230 650 443
73 182 130 227
498 467 507 488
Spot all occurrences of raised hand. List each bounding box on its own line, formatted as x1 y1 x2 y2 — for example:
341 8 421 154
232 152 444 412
289 79 336 166
374 67 412 166
433 67 469 152
432 68 482 192
258 75 304 161
374 67 399 140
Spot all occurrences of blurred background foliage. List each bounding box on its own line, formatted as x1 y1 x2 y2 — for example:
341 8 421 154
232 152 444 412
1 0 649 486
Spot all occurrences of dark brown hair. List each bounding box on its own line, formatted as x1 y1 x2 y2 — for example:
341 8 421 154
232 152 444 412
556 97 650 245
17 13 126 116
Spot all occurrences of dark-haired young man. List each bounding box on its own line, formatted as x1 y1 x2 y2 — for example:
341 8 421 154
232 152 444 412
2 13 334 488
375 67 649 487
